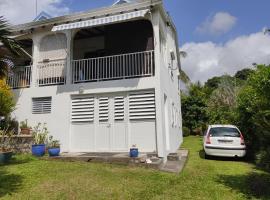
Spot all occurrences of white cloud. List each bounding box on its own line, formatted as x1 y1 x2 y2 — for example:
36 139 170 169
196 12 237 35
181 31 270 83
0 0 70 25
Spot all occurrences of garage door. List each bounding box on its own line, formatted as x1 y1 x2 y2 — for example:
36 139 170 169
70 90 156 152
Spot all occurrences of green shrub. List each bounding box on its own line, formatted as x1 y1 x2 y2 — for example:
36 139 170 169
0 79 15 116
182 126 190 137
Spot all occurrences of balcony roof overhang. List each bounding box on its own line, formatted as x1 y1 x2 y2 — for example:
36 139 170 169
52 9 150 32
10 0 162 35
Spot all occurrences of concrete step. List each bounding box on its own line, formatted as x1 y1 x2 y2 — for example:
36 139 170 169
160 149 189 174
167 152 181 161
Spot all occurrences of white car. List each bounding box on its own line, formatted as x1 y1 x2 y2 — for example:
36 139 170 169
203 125 246 158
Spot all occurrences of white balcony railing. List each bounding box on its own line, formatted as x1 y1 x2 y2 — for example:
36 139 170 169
7 66 32 89
71 50 155 83
37 59 66 86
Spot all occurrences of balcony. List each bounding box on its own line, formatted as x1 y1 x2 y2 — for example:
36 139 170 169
7 66 32 89
37 59 66 86
7 50 155 88
72 50 154 84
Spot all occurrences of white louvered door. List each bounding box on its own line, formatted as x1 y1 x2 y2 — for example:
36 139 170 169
112 96 128 151
70 90 156 153
96 96 111 151
70 96 95 151
128 91 157 152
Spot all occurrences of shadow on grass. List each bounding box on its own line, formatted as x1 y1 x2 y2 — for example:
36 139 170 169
217 172 270 199
199 149 246 162
0 168 23 198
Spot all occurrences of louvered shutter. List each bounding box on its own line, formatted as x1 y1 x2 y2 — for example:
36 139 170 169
32 97 52 114
129 91 156 120
114 96 124 121
71 97 94 123
99 97 109 122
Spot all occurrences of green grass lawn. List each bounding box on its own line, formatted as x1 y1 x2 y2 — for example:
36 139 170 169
1 136 270 200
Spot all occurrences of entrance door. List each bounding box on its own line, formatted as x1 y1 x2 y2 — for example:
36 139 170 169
96 96 111 151
95 94 128 152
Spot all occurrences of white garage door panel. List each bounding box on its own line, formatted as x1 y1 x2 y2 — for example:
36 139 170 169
71 124 95 152
112 122 127 151
70 90 156 153
129 120 156 152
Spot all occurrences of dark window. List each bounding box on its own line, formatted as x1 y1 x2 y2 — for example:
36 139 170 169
209 127 240 137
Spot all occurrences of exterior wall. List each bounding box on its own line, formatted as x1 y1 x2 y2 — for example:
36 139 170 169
10 6 182 159
151 9 183 158
12 78 156 152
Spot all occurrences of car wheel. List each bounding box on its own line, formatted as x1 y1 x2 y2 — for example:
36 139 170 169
204 153 210 159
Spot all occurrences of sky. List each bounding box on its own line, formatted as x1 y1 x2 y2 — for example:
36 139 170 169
1 0 270 82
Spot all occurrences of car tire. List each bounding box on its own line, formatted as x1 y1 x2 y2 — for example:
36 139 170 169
204 153 210 159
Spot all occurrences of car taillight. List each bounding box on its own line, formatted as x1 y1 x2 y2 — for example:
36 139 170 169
206 134 211 144
240 133 245 145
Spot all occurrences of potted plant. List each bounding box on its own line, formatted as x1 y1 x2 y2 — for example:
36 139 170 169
0 128 15 164
20 119 31 135
130 144 139 158
47 135 60 157
31 123 48 157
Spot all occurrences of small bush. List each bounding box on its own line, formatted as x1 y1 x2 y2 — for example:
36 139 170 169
182 126 190 137
256 148 270 172
193 127 202 136
0 116 19 134
0 79 15 116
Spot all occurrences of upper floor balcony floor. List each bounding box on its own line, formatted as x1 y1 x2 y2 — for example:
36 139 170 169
7 19 156 89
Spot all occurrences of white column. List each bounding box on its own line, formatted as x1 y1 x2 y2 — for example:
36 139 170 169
31 35 42 88
151 11 166 160
63 30 74 85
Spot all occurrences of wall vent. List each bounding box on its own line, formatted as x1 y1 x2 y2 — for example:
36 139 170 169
99 97 109 122
32 97 52 114
114 96 124 121
71 96 94 123
129 91 156 120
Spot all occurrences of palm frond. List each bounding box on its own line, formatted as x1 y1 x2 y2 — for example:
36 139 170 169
0 16 22 57
179 68 191 84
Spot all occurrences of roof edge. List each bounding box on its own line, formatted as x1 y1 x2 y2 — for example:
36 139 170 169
11 0 162 33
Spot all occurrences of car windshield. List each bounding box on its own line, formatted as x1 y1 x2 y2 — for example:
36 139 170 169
209 127 240 137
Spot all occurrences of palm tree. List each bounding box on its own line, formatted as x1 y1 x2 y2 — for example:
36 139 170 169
0 16 21 79
179 50 191 84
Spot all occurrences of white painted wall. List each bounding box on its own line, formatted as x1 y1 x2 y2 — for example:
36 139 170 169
11 7 183 159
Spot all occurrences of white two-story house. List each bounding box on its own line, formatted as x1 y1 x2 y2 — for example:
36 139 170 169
8 0 183 161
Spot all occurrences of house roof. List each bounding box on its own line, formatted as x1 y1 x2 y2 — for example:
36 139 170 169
33 11 52 22
113 0 132 6
10 0 162 34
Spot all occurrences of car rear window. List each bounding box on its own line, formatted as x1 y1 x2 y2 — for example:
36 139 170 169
209 127 240 137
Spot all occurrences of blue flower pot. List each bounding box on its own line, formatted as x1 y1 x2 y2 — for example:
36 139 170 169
130 148 139 158
0 152 13 164
48 148 60 157
32 144 46 157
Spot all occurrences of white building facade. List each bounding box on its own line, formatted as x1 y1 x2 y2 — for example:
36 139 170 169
8 0 183 160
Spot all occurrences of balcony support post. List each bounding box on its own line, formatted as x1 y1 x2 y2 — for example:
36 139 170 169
63 30 73 85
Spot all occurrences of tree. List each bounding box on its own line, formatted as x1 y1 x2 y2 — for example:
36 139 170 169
238 65 270 169
181 83 208 134
179 50 191 85
234 68 253 81
207 76 238 124
0 16 21 79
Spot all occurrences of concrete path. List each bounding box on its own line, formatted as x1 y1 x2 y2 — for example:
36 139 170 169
160 149 189 174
